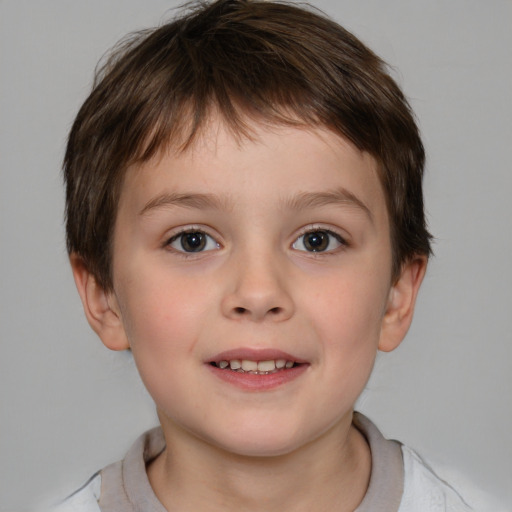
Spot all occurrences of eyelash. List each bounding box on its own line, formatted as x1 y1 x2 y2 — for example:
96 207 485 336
165 228 220 255
292 227 348 254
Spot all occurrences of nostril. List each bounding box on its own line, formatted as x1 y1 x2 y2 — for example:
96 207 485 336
230 305 286 318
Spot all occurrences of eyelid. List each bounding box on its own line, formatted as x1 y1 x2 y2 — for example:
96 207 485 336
292 225 349 253
164 226 221 254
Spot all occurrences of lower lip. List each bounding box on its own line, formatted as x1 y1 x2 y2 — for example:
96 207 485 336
207 364 309 391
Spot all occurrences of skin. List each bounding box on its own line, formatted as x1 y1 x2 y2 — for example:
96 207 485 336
71 119 426 511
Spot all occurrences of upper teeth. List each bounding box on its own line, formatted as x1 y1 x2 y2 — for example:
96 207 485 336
216 359 295 372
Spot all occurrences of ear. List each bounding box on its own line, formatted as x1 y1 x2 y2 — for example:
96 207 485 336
378 256 428 353
69 253 130 351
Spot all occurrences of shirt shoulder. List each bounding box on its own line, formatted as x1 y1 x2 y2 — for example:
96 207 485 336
402 446 510 512
399 445 473 512
51 473 102 512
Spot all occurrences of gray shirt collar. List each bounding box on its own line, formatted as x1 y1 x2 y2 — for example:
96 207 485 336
99 413 404 511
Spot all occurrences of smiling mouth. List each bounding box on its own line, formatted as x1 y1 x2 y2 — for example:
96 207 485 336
211 359 299 375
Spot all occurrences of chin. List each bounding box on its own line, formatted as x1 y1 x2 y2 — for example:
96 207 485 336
218 438 302 458
203 423 312 458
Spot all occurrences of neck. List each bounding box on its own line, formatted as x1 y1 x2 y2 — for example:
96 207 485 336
148 412 371 512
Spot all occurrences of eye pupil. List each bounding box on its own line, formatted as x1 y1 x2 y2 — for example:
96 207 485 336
304 231 329 252
181 232 206 252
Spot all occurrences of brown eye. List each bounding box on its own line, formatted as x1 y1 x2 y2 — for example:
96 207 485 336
293 230 344 252
181 232 206 252
168 231 219 253
304 231 329 251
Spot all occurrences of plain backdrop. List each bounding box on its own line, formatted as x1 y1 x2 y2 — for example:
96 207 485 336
1 1 511 510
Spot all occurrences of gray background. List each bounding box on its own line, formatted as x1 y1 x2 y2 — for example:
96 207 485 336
1 1 511 510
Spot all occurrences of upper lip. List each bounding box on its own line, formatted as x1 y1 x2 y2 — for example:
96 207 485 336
208 348 308 364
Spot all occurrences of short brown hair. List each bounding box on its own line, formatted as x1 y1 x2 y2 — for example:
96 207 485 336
64 0 432 291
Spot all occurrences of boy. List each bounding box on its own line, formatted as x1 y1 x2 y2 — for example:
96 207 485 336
59 0 473 510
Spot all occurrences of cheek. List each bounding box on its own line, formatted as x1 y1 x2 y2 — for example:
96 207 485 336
305 266 390 365
115 264 215 357
114 269 216 412
315 266 387 326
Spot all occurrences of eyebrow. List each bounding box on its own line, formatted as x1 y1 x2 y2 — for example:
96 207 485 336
283 188 373 223
139 187 373 222
140 192 233 216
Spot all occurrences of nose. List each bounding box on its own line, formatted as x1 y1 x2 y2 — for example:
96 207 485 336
221 251 295 322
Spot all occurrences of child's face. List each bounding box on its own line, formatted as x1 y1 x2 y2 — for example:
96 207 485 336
80 119 423 457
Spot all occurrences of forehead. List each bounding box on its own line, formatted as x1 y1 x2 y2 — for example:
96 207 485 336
119 119 387 226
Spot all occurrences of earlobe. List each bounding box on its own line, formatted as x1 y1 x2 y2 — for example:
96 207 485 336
378 256 427 352
69 254 130 351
